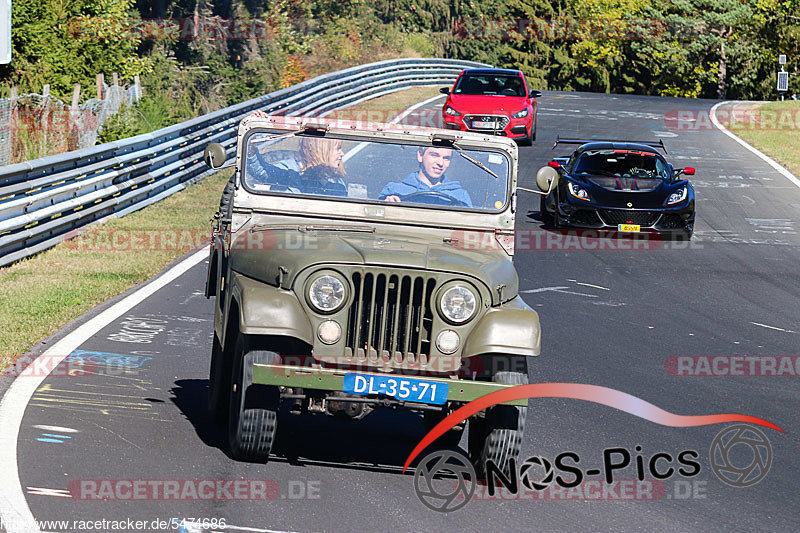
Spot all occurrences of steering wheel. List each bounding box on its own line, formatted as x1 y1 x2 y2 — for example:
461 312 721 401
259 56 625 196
399 190 469 207
628 167 654 177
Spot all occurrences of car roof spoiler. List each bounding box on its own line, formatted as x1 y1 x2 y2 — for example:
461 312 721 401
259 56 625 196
552 136 667 154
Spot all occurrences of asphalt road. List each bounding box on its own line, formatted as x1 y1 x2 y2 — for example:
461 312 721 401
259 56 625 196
5 92 800 532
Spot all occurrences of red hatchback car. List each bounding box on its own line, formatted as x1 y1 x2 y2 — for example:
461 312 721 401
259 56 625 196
441 68 542 145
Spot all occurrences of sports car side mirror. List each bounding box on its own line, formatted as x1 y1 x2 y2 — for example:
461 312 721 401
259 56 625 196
439 87 450 95
536 166 559 193
204 143 227 169
529 90 542 98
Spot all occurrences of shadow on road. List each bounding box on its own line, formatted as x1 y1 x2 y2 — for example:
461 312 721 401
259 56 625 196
171 379 463 473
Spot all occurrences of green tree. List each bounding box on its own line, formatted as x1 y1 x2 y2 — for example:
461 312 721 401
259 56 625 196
1 0 151 99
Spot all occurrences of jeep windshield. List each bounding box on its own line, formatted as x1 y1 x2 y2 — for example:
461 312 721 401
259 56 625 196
242 131 511 211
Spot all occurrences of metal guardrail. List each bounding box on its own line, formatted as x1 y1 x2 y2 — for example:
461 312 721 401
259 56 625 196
0 58 489 267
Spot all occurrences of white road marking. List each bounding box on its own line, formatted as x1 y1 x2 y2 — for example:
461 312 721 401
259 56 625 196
0 249 208 533
32 425 79 433
25 487 71 499
751 321 796 333
568 280 611 291
342 93 447 163
521 286 598 298
710 102 800 190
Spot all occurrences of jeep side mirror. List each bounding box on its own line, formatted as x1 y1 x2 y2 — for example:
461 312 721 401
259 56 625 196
204 143 227 169
547 161 561 169
536 166 559 193
683 167 695 176
439 87 450 95
529 90 542 98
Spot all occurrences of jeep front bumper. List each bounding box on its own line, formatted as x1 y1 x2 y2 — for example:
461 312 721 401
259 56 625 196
252 364 528 406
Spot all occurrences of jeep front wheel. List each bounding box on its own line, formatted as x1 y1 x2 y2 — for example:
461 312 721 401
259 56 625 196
208 333 229 424
228 333 280 462
468 360 528 476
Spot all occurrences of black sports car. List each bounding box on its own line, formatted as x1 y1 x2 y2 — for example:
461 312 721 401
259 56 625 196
539 138 695 239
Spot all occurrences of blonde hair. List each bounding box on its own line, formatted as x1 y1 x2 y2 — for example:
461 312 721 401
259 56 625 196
299 137 345 175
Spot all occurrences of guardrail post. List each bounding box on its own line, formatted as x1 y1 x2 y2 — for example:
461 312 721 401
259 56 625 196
71 84 81 110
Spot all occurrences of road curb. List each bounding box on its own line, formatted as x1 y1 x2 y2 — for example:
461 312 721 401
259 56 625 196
709 101 800 190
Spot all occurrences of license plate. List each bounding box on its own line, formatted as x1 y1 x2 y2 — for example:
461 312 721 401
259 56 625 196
472 120 495 129
618 224 641 232
343 373 449 405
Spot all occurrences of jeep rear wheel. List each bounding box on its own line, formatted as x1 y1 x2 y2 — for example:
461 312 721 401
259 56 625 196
468 360 528 476
423 410 463 447
228 333 280 462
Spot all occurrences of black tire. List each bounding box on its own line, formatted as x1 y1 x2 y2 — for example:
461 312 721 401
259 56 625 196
468 359 528 477
424 410 463 447
539 195 553 225
218 173 235 214
228 334 280 462
208 333 229 424
531 118 537 141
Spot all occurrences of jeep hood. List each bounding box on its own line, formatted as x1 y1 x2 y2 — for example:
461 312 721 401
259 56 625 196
229 227 518 305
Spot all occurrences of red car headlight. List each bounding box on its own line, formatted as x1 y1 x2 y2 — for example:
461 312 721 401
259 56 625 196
511 108 529 119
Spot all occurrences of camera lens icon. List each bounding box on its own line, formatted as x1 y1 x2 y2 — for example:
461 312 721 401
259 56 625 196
710 424 773 488
413 450 476 513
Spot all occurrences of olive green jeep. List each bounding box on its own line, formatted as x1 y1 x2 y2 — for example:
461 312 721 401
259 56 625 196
203 113 541 473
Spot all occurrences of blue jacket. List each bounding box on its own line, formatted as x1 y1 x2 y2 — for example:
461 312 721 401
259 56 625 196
379 172 472 207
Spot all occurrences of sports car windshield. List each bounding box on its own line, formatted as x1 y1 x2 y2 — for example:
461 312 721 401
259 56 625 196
573 150 670 179
454 75 526 97
242 132 511 211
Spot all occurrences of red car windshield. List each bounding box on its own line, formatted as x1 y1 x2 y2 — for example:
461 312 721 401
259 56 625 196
454 75 526 97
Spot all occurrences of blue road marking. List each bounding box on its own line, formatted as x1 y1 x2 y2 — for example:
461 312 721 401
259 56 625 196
36 438 64 443
40 434 71 439
66 350 152 368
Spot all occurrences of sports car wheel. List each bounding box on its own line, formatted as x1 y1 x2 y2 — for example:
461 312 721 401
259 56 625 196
539 195 553 225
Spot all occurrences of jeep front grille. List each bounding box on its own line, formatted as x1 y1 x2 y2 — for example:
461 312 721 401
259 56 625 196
345 272 436 360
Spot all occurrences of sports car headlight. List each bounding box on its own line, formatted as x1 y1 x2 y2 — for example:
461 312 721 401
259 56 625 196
308 274 346 313
511 108 529 118
440 285 477 324
445 105 461 117
568 181 590 201
667 187 688 205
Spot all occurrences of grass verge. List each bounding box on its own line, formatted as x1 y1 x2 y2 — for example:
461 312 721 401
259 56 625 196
0 86 441 369
721 100 800 178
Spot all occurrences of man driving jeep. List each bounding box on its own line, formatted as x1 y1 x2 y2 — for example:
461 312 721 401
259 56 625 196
379 146 473 207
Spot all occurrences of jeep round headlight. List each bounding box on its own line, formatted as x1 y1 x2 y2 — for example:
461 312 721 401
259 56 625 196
440 285 477 324
308 274 346 313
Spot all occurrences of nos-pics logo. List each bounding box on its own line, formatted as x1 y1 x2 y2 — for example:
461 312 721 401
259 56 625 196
412 424 774 512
